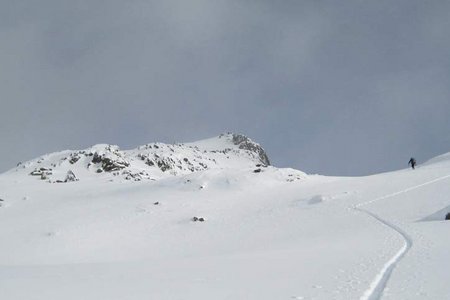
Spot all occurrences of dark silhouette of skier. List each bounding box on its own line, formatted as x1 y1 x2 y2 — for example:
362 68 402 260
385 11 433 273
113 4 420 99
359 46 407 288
408 157 417 170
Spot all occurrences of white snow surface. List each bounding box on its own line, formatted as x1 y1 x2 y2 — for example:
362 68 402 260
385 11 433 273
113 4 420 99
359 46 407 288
1 134 450 299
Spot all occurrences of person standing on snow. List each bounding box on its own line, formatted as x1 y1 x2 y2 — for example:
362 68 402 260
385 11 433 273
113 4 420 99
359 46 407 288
408 157 417 170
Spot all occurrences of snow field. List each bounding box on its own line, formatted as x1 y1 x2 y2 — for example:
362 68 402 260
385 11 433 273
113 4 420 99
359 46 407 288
1 137 450 299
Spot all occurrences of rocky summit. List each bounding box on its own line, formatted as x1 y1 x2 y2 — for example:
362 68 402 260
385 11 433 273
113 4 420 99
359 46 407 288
12 133 303 183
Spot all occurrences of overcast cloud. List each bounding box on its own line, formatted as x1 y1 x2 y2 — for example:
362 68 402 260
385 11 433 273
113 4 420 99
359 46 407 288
1 0 450 175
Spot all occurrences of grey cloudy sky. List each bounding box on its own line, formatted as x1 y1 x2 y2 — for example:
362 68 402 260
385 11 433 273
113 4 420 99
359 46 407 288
1 0 450 176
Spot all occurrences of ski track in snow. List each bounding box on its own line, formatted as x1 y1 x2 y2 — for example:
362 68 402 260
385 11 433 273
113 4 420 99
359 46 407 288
354 174 450 300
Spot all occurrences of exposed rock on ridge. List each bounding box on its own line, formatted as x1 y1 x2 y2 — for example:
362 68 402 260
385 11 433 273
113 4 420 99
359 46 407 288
13 133 304 184
230 133 270 166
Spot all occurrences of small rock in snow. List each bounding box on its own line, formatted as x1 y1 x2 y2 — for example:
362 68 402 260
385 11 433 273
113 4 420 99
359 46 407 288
65 170 79 182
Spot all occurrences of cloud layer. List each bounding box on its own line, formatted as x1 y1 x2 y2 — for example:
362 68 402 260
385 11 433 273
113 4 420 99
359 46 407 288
1 0 450 175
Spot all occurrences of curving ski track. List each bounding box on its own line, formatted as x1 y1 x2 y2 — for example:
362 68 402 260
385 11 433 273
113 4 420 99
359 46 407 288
354 174 450 300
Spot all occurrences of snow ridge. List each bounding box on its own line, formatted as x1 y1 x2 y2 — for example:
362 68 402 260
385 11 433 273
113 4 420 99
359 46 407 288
11 133 281 183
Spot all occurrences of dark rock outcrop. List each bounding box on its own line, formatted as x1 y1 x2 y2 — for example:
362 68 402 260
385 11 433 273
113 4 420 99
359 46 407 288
231 134 270 166
68 153 81 164
30 167 53 176
122 170 152 181
90 146 130 172
30 168 53 180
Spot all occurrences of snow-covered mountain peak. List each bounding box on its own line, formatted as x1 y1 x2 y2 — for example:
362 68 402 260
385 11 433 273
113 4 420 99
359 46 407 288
185 132 270 164
10 133 303 183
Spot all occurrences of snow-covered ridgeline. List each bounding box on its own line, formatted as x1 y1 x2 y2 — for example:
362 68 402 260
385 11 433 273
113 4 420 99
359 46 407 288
8 133 304 183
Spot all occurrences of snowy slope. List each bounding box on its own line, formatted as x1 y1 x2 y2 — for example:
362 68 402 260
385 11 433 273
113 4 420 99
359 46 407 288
1 134 450 300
